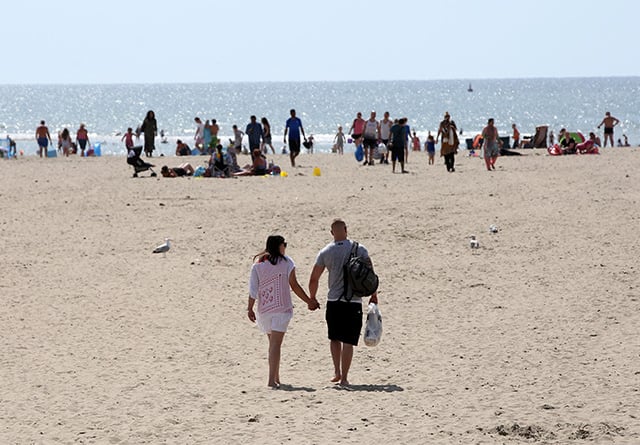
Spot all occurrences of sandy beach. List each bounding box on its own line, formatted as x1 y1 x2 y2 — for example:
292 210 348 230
1 149 639 444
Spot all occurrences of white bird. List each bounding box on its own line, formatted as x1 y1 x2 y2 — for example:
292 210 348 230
153 238 171 257
469 235 480 249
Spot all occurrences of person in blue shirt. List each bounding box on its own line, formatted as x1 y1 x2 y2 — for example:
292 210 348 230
245 115 263 155
283 109 307 167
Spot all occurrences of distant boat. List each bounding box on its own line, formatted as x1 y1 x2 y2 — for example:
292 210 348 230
467 83 473 92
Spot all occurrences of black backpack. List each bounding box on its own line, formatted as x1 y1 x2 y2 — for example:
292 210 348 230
342 242 379 301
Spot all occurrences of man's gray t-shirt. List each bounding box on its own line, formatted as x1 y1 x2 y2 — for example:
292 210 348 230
314 239 370 303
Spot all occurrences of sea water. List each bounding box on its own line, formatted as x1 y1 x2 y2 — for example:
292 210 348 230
0 78 638 156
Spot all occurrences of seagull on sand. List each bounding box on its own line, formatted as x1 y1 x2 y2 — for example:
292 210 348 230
153 238 171 257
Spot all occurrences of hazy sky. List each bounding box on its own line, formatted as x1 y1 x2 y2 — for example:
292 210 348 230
5 0 638 84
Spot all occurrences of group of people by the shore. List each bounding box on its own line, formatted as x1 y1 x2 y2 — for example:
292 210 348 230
24 109 630 173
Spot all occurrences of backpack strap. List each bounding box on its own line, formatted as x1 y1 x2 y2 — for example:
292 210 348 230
341 241 359 302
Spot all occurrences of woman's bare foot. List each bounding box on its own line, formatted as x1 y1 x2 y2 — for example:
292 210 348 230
268 382 280 389
330 374 341 383
339 379 350 387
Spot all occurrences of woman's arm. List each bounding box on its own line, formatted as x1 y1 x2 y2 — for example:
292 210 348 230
247 296 256 322
289 269 319 310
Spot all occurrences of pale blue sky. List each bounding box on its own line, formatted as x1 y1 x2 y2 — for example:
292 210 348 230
4 0 639 84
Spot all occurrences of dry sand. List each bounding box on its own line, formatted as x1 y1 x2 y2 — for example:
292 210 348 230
1 149 639 444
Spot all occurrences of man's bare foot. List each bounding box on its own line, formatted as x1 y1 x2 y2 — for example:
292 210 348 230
330 374 341 383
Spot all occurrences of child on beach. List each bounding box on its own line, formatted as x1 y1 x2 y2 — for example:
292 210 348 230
425 133 435 165
412 131 421 151
334 126 345 154
122 128 135 149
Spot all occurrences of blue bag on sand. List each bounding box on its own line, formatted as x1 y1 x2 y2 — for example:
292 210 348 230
355 144 364 162
193 165 206 177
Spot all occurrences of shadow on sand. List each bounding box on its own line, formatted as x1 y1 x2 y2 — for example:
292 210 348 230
332 384 404 392
276 384 316 393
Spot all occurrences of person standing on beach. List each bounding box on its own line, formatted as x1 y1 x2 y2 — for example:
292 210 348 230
308 219 378 387
425 132 436 165
597 111 620 148
333 126 346 154
362 111 379 166
378 111 392 164
207 119 220 154
283 109 307 167
248 235 320 388
261 117 275 154
35 120 52 158
389 118 408 173
140 110 157 157
436 112 459 172
194 117 204 150
76 124 90 157
121 127 135 150
232 124 244 154
481 118 500 171
246 115 263 155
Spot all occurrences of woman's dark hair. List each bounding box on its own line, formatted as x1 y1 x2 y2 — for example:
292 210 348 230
254 235 286 265
261 117 270 127
146 110 155 120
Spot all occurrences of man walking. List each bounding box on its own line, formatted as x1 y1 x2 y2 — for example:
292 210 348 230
284 109 307 167
35 120 52 158
309 219 378 387
362 111 379 166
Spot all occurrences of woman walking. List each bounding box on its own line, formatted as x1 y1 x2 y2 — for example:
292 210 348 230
247 235 319 388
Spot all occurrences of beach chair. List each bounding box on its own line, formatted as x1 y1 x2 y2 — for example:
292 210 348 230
127 146 157 177
533 126 548 148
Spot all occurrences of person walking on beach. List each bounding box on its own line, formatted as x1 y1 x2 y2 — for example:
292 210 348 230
511 123 520 149
246 115 263 154
283 109 307 167
141 110 157 157
362 111 379 166
597 111 620 148
248 235 320 388
425 132 436 165
59 128 73 157
389 118 409 173
35 120 52 158
378 111 392 164
436 112 459 172
76 124 90 157
333 126 346 154
308 219 378 387
481 118 501 171
348 112 366 153
121 127 135 149
261 117 275 154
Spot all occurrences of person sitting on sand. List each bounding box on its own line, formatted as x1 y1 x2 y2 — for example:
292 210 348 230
247 235 319 388
160 163 195 177
560 132 577 155
234 149 269 176
175 139 191 156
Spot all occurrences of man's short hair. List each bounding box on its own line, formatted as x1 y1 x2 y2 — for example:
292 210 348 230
331 218 346 230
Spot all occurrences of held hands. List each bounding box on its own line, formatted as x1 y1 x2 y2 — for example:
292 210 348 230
307 298 320 311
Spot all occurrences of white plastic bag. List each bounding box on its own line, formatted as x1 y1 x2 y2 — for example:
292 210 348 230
363 303 382 347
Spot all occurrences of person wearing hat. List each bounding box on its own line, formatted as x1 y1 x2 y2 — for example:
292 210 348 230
436 112 459 172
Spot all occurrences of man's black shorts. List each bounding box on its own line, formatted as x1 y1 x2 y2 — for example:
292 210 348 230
289 138 301 153
326 300 362 346
363 137 378 149
391 144 405 162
